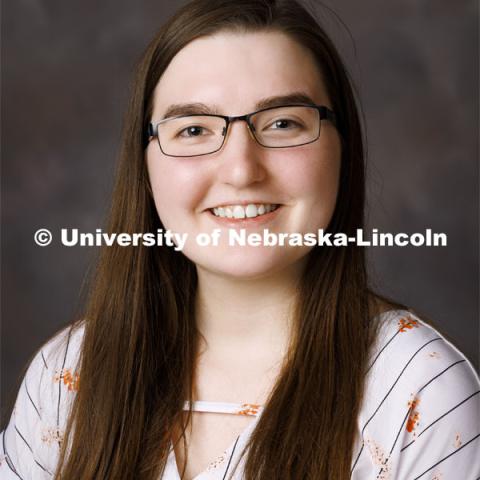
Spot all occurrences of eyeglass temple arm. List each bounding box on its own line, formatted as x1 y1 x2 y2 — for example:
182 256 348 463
319 106 336 126
147 123 156 137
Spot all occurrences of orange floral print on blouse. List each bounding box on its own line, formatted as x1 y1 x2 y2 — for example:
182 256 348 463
406 395 421 434
237 403 261 416
54 368 80 392
398 317 419 333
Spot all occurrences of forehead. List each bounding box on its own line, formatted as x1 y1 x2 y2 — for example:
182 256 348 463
151 30 330 118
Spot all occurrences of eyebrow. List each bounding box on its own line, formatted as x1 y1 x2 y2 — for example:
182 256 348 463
161 92 317 119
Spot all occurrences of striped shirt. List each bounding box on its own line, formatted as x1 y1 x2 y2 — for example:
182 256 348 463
1 310 479 479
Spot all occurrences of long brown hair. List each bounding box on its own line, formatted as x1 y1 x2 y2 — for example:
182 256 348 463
55 1 403 478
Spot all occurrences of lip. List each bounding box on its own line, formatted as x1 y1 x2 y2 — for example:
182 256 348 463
205 200 281 210
207 205 282 227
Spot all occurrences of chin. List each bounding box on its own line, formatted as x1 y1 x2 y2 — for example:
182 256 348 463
192 246 309 281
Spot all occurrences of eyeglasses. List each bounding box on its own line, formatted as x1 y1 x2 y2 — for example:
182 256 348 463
146 104 336 157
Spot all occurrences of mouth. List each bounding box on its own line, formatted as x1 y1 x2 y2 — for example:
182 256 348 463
209 203 280 219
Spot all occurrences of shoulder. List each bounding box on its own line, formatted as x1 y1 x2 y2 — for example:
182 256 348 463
41 321 85 381
27 321 84 419
0 322 85 479
368 309 478 395
354 310 480 479
19 320 84 413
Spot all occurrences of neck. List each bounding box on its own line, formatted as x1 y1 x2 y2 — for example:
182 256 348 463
194 262 304 363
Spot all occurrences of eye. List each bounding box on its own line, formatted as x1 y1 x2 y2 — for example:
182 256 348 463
177 125 208 138
266 118 303 130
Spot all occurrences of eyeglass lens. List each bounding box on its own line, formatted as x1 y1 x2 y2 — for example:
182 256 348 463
156 106 321 157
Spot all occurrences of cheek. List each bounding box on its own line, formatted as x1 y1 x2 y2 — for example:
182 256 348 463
272 142 341 213
146 152 210 225
285 158 339 197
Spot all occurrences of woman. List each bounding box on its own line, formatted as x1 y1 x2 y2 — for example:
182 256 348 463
1 0 479 479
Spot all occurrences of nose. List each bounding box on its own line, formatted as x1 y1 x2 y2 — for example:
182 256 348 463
216 120 267 188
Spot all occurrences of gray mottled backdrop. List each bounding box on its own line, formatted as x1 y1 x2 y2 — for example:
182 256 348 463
1 0 478 421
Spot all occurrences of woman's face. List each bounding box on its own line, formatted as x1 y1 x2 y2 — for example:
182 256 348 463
146 31 341 279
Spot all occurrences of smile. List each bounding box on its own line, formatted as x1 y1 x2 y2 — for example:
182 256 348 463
210 203 280 219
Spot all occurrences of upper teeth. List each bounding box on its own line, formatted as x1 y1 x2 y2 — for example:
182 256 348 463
212 204 278 219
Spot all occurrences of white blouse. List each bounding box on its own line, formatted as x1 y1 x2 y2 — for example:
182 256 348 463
1 310 479 479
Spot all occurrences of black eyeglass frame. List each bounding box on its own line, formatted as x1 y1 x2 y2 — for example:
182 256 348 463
146 104 337 158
